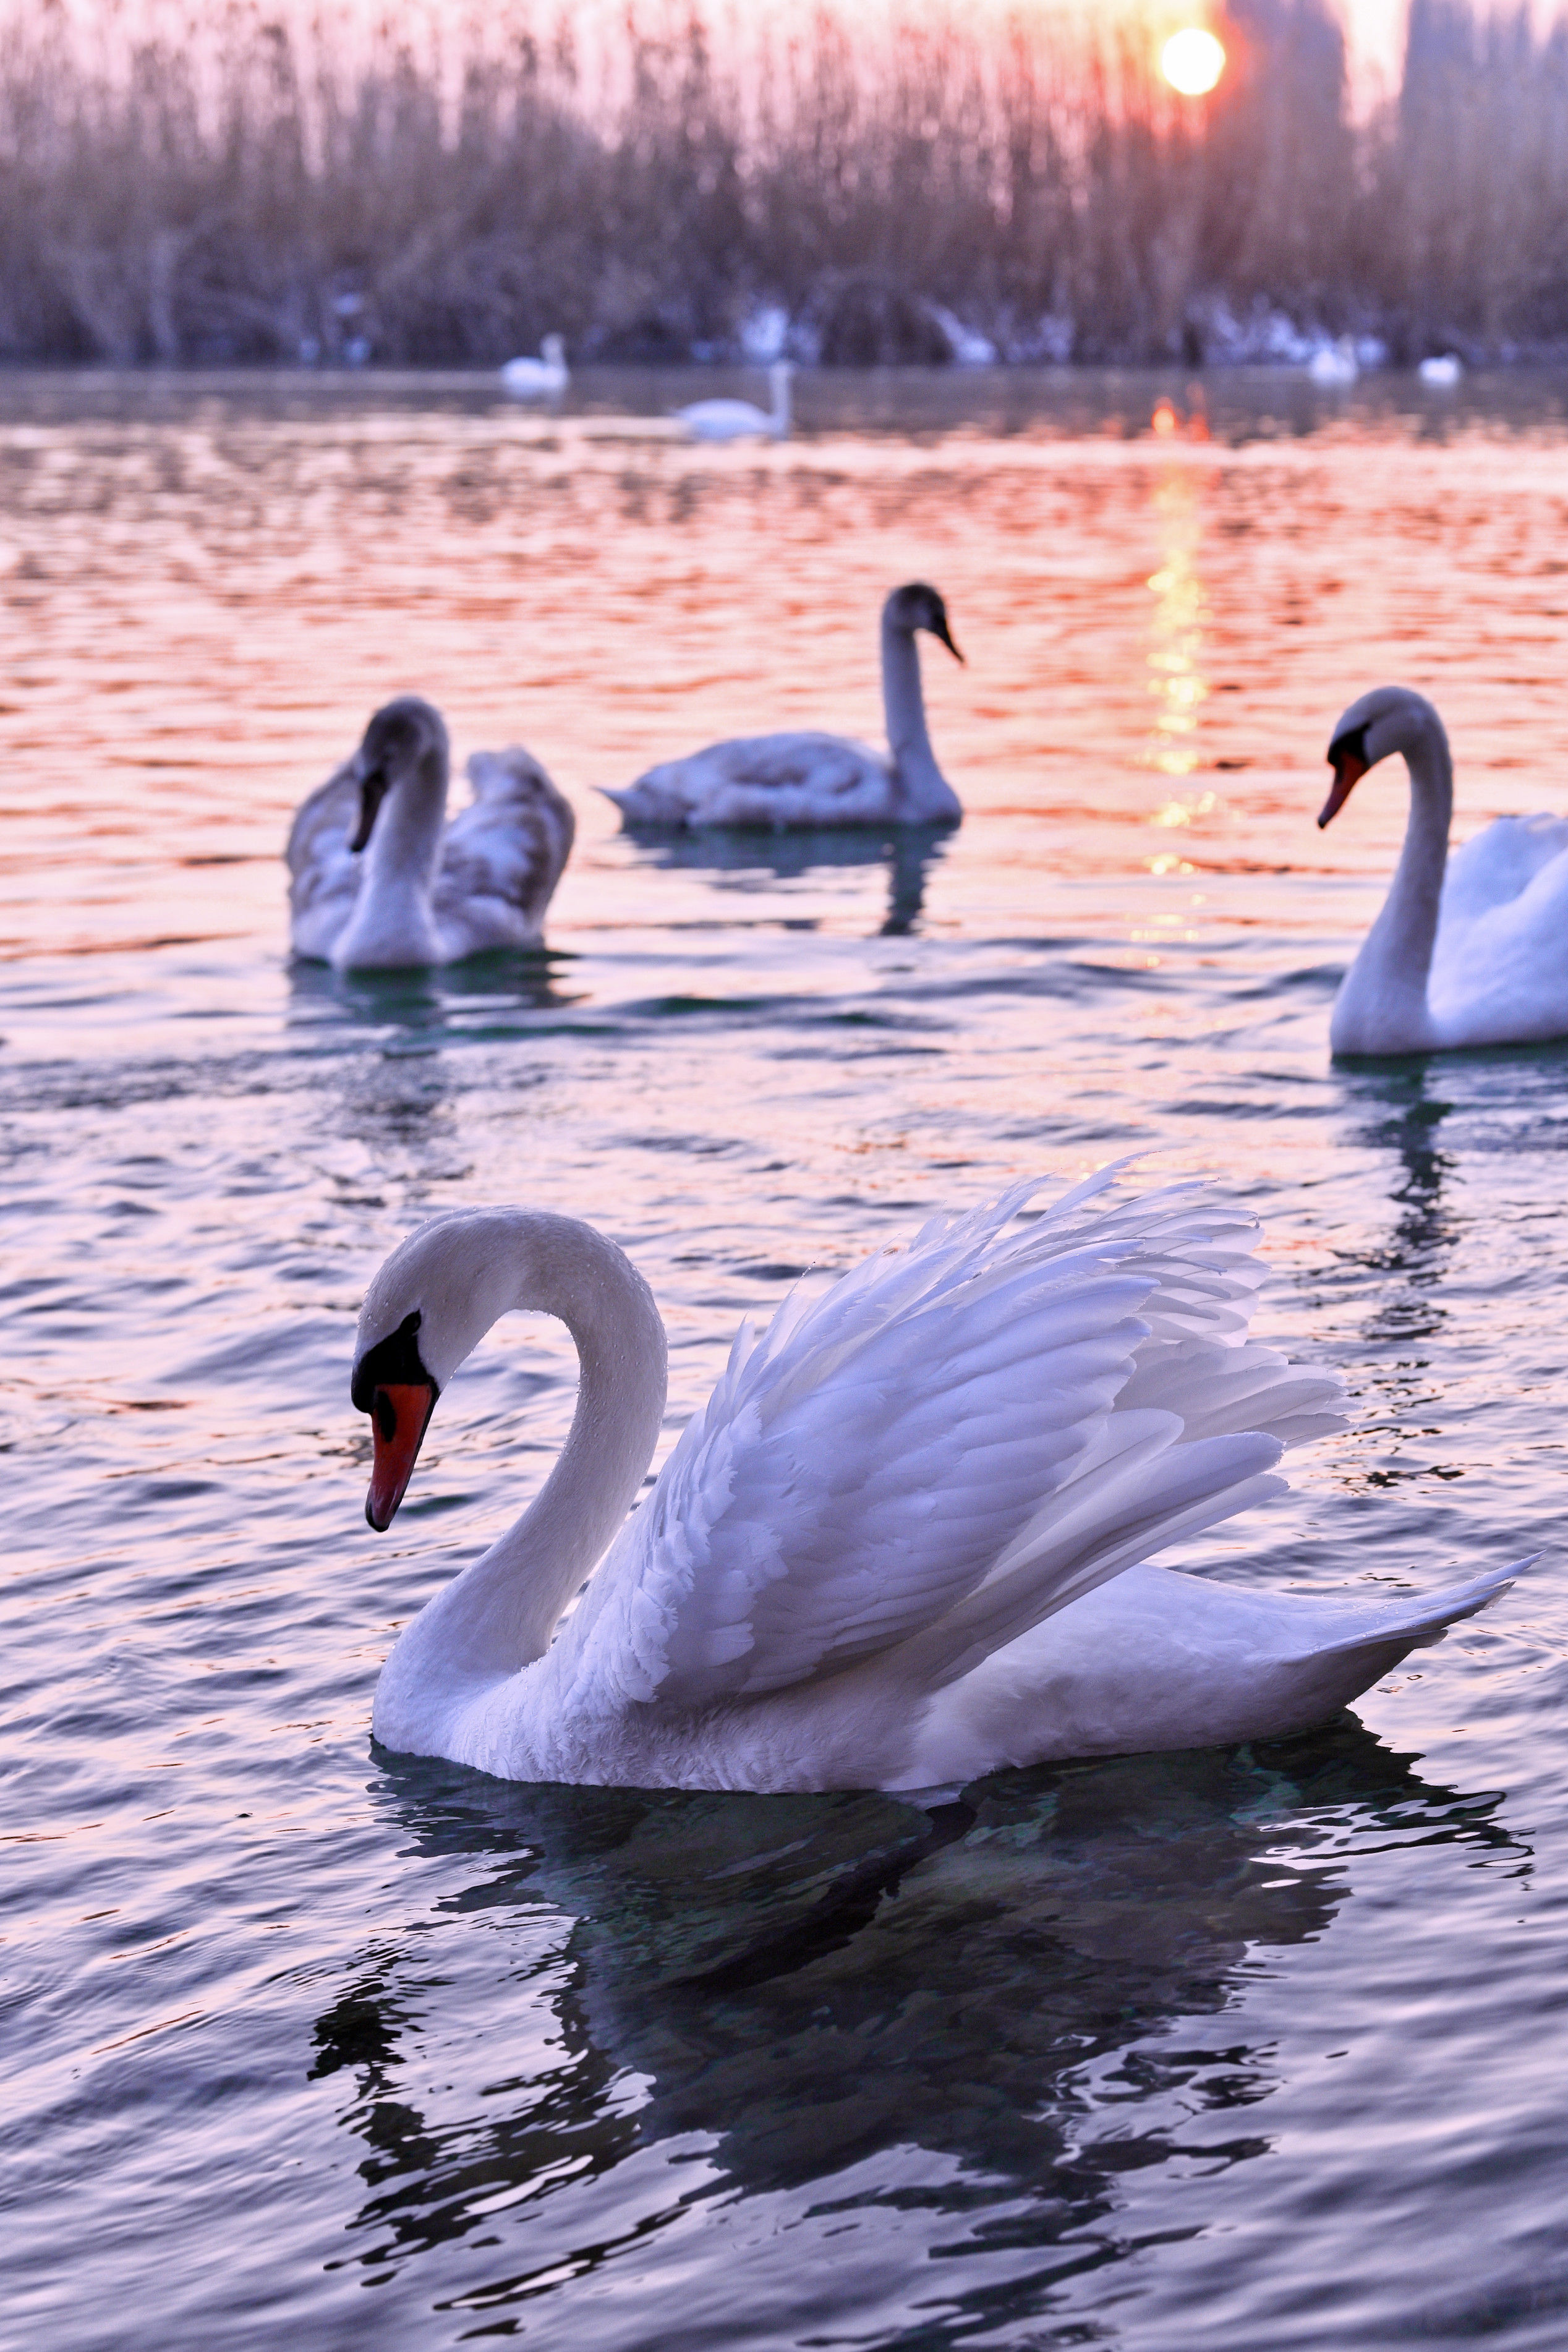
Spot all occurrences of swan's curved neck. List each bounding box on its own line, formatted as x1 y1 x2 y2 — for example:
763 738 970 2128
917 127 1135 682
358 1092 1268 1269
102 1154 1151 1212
769 367 791 432
385 1217 668 1703
367 742 449 895
1333 718 1452 1053
882 623 960 822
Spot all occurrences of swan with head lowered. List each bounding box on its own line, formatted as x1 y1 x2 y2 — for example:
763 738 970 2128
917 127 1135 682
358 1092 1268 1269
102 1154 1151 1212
603 582 965 830
1319 685 1568 1053
288 696 575 969
354 1171 1512 1792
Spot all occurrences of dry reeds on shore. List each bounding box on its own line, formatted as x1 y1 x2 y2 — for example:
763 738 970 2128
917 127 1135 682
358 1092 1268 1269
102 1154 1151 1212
1 0 1566 369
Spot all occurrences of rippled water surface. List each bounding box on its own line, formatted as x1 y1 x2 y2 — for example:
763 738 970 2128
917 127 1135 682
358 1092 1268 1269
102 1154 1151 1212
6 367 1568 2350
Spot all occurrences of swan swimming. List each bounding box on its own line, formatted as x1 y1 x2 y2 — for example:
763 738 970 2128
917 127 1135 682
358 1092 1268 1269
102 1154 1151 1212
675 360 792 443
288 696 575 970
355 1171 1512 1792
501 336 569 399
1319 684 1568 1053
603 582 965 830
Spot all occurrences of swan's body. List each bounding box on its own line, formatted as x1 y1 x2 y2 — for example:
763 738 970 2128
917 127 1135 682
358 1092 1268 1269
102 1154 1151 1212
1319 684 1568 1053
603 582 965 830
288 697 575 970
1418 353 1463 387
354 1174 1511 1793
675 361 792 443
1309 339 1359 386
501 336 569 399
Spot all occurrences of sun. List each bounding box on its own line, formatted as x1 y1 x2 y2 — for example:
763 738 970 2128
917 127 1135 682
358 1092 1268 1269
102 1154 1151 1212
1161 27 1227 96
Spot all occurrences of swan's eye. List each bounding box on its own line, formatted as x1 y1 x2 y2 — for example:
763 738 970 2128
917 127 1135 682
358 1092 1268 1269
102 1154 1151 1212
375 1389 398 1440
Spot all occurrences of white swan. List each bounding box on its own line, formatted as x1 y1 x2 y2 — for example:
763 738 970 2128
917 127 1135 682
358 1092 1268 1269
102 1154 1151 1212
354 1171 1512 1792
501 336 569 399
288 696 575 970
675 360 792 443
1418 353 1463 387
1319 684 1568 1053
1309 339 1359 386
603 582 965 830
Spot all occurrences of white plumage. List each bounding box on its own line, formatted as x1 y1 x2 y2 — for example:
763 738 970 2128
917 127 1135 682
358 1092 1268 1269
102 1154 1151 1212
354 1171 1512 1793
1319 684 1568 1052
500 336 569 399
287 696 575 970
603 582 965 830
675 360 792 443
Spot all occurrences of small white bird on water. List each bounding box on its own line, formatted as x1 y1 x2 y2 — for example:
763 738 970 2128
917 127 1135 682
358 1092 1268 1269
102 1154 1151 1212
675 360 793 443
288 696 575 969
1318 684 1568 1053
603 582 965 830
501 336 570 400
1308 339 1359 387
353 1169 1515 1793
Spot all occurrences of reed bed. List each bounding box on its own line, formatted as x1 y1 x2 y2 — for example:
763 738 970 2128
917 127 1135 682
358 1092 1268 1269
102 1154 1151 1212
0 0 1565 367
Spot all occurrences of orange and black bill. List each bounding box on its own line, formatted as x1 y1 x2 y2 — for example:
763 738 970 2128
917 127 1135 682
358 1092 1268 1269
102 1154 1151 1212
1319 726 1370 829
365 1382 437 1530
352 1307 438 1530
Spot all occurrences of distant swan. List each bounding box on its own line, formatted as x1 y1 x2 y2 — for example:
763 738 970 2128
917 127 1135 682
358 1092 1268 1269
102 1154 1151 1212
603 582 965 829
355 1170 1512 1792
676 361 792 443
1309 339 1359 386
1319 684 1568 1052
501 336 569 399
288 696 575 970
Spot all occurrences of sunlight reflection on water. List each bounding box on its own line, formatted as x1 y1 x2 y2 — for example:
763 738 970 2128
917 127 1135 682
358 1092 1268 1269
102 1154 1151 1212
3 369 1567 2352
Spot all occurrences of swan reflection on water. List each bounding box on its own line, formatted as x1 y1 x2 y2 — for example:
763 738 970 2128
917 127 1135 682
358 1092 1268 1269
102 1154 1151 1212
307 1727 1513 2315
620 820 952 936
285 946 585 1039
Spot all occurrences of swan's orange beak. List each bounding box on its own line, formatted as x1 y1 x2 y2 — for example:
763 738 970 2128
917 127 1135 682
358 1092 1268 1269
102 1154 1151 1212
1319 739 1368 828
366 1382 437 1531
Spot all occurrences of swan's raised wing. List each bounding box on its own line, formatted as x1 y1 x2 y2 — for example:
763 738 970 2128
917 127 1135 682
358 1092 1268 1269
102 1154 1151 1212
434 748 576 948
1432 814 1568 1044
286 754 364 960
559 1175 1342 1715
603 732 893 829
1440 812 1568 929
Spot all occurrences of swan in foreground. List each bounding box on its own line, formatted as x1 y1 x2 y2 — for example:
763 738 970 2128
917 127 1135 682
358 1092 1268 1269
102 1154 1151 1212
288 696 575 969
603 582 965 829
355 1170 1512 1791
1319 684 1568 1052
501 336 569 399
675 361 792 443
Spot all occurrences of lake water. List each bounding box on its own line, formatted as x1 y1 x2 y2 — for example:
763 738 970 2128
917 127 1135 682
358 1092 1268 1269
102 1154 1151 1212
5 366 1567 2350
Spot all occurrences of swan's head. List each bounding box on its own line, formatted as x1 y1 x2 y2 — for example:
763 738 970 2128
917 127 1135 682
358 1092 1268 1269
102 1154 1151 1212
351 1209 531 1530
349 696 448 853
885 581 964 664
1319 686 1444 827
542 334 566 365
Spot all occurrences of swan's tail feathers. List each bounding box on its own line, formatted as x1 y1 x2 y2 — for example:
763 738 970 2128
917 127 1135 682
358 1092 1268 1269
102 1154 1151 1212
1313 1557 1523 1660
599 777 685 828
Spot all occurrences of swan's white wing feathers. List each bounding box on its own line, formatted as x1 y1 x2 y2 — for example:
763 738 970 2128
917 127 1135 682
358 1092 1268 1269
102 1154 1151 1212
434 748 576 949
604 731 893 829
286 755 363 958
565 1176 1342 1714
1431 815 1568 1042
1439 812 1568 927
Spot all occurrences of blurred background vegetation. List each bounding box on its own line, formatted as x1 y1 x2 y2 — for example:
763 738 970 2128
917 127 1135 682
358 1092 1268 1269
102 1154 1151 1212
0 0 1564 369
